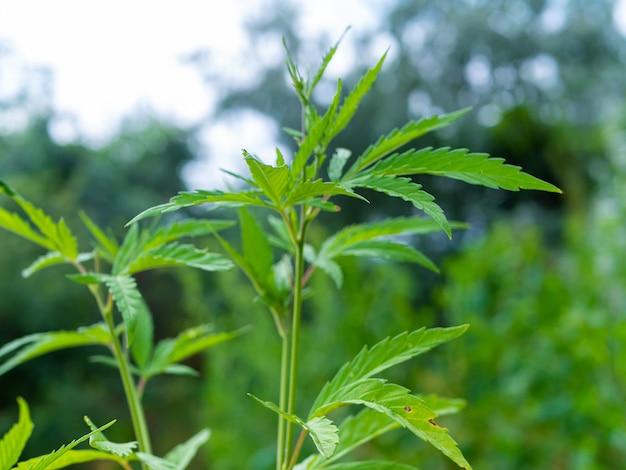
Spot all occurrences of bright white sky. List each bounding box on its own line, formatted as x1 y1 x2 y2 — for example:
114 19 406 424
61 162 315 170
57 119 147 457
0 0 391 187
1 0 626 188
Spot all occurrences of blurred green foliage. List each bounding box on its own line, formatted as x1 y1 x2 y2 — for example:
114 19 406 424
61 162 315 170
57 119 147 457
430 220 626 468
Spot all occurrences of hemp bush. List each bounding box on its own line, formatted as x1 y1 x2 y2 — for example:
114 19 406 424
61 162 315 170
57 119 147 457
0 36 559 469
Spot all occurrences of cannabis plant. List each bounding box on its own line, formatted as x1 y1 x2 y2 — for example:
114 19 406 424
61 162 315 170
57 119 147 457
129 37 561 470
0 180 242 468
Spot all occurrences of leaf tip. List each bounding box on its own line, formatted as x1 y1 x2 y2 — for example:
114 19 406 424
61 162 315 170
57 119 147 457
548 184 564 194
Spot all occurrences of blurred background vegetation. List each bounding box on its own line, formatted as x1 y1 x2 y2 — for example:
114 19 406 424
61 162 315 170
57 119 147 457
1 0 626 468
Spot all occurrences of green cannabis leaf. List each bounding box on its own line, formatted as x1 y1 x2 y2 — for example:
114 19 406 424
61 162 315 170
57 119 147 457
249 394 339 459
135 428 212 470
308 327 471 468
104 274 145 345
0 325 111 377
0 397 33 470
342 109 472 178
311 326 468 412
0 182 79 261
360 146 562 192
17 419 117 470
313 216 459 285
143 325 248 379
85 416 137 457
14 450 129 470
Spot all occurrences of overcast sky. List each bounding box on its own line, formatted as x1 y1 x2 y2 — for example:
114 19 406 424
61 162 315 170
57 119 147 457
0 0 395 187
1 0 626 188
0 0 389 135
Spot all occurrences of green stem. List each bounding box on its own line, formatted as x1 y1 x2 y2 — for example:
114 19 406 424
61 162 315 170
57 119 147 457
283 222 307 468
108 314 152 455
95 287 152 466
77 263 153 456
276 325 289 470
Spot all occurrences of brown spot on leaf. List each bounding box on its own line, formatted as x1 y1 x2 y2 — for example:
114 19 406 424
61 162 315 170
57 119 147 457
429 419 442 428
404 405 412 412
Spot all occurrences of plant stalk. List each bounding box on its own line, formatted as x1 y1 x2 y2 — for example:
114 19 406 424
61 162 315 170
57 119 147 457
289 429 308 469
98 289 152 465
109 321 152 455
283 221 307 468
276 328 289 470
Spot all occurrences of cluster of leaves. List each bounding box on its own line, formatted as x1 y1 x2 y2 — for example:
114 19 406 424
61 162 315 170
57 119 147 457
0 397 210 470
0 397 121 470
0 180 242 468
130 36 560 469
0 32 560 469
